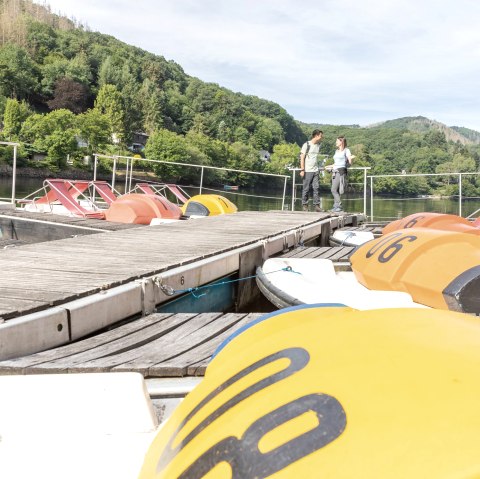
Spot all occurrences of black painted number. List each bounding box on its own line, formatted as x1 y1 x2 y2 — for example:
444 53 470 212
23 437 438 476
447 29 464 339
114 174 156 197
155 347 346 477
403 215 425 229
366 233 417 263
179 394 346 479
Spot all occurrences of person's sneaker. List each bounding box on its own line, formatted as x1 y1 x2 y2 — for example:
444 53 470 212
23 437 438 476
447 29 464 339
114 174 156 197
314 205 324 212
330 207 343 213
302 205 309 211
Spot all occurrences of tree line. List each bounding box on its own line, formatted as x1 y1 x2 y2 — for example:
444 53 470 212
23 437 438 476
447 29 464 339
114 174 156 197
0 0 479 196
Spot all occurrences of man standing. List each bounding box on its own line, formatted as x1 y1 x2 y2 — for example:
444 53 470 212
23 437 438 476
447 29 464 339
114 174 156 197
300 129 323 212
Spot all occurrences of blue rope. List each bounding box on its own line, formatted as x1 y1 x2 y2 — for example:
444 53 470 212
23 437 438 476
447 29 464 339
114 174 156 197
172 266 299 297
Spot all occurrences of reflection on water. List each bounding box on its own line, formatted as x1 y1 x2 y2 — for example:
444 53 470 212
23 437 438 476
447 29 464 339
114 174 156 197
1 176 479 221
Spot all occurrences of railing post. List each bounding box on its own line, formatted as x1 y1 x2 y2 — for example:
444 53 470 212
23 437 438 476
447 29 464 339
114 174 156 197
11 144 17 205
363 167 367 217
93 154 98 181
291 169 296 211
199 166 204 194
370 176 374 221
459 173 462 217
124 158 129 192
112 156 117 191
128 157 134 191
282 176 287 210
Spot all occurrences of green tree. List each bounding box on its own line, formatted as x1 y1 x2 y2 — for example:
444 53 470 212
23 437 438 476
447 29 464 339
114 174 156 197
94 84 125 144
185 131 224 167
144 128 191 180
266 143 299 174
26 20 57 62
140 79 165 135
226 142 263 186
3 98 31 139
41 52 92 98
0 44 39 99
20 109 77 170
77 109 111 154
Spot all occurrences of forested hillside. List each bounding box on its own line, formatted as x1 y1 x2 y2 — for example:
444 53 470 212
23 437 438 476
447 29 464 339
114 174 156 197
0 0 479 196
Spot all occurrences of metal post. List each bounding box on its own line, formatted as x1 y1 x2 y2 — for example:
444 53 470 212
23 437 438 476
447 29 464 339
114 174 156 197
291 169 296 211
459 173 462 217
93 154 98 181
112 156 117 191
281 176 287 210
124 158 129 192
199 167 204 194
11 144 17 205
370 176 374 221
363 168 367 216
128 157 134 191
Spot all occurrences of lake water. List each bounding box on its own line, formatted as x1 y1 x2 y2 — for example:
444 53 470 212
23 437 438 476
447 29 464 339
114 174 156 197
1 175 479 222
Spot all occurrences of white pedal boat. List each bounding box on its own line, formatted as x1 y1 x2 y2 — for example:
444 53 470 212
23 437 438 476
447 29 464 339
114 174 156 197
256 257 428 310
329 229 375 247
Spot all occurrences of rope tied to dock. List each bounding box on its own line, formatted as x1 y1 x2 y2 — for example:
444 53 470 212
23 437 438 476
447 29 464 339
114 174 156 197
155 266 299 298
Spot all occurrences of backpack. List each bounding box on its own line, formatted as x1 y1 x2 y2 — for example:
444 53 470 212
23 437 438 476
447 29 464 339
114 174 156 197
297 142 311 167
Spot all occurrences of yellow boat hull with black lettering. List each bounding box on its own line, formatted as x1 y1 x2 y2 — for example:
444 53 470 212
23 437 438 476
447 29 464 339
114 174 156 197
139 305 480 478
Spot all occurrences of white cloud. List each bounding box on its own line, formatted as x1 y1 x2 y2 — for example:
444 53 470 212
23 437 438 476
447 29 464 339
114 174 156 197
40 0 480 130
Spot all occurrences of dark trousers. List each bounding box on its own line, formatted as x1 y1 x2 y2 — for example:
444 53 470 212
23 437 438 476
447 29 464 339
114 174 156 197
302 171 320 205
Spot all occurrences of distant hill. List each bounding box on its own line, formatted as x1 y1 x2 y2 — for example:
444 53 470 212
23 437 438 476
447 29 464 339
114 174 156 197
370 116 479 145
450 125 480 144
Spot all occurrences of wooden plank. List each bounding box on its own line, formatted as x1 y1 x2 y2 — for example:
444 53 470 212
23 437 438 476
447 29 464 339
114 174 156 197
148 313 263 377
112 312 244 376
65 312 225 374
23 313 199 374
0 313 177 373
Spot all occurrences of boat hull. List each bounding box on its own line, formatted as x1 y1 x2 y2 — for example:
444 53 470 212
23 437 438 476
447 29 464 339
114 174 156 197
139 305 480 479
351 228 480 313
383 212 480 235
329 229 375 247
182 194 237 217
256 257 427 310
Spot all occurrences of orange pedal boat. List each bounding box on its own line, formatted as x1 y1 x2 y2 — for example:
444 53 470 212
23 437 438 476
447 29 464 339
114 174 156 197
383 212 480 235
351 228 480 313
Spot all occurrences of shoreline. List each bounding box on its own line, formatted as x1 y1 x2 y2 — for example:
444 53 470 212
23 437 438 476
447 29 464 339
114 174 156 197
0 165 157 182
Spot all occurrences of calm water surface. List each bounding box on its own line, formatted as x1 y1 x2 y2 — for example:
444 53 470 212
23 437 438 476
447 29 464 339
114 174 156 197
1 176 478 222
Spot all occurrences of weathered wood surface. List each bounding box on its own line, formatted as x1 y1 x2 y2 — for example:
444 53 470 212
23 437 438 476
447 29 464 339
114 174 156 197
0 312 263 377
0 211 347 319
0 209 136 231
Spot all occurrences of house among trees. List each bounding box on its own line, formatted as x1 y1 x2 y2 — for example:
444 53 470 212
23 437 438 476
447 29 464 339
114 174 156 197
129 132 149 153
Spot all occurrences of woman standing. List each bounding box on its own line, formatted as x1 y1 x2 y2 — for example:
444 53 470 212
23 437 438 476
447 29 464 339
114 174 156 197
327 136 354 212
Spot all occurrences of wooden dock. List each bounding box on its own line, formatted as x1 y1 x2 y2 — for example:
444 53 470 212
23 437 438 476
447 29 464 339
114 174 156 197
0 245 355 377
0 210 364 360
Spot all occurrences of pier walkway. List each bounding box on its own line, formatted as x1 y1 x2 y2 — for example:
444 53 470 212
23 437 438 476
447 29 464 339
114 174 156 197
0 245 355 377
0 210 363 360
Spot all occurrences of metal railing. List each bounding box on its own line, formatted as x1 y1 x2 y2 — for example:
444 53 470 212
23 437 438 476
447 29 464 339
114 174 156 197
368 172 480 221
290 166 371 215
93 153 290 210
0 141 19 204
2 143 479 220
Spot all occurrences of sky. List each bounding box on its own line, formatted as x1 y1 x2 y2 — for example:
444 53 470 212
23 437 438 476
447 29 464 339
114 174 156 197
39 0 480 131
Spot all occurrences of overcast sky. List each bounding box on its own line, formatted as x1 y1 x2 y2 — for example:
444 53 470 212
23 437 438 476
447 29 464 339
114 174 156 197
39 0 480 131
